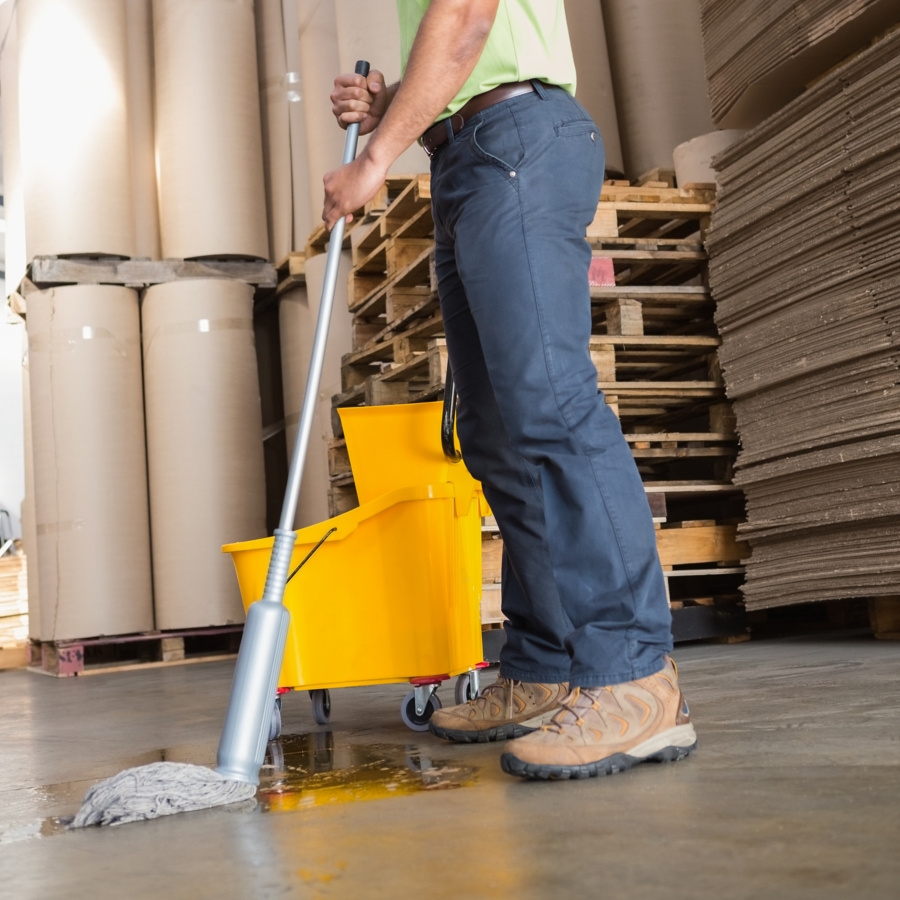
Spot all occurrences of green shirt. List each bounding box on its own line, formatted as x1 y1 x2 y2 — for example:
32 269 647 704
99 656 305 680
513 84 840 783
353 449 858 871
396 0 576 120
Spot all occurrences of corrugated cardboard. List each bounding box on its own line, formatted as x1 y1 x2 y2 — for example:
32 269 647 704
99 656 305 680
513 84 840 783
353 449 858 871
18 0 136 257
153 0 268 259
142 279 266 628
27 286 153 640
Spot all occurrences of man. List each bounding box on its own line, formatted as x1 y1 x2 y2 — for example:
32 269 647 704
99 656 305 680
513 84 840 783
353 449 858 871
324 0 696 780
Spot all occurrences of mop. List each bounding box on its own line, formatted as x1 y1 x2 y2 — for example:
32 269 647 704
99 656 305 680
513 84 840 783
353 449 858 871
72 61 371 828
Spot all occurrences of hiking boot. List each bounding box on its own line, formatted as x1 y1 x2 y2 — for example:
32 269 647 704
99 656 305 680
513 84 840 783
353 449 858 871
500 657 696 779
429 677 569 743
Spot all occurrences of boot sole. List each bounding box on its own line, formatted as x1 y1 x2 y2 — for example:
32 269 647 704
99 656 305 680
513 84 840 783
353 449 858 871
429 721 538 743
429 709 561 744
500 725 698 780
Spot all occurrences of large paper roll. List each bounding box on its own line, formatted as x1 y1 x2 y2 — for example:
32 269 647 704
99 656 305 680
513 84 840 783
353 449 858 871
21 342 41 640
298 0 346 221
256 0 294 262
1 7 27 292
279 249 353 528
564 0 624 177
331 0 429 177
125 0 161 260
601 0 714 179
153 0 268 259
18 0 136 258
27 286 153 640
142 279 266 629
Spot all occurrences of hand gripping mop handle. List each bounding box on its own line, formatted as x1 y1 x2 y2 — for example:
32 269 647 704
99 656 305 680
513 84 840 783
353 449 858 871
217 61 370 785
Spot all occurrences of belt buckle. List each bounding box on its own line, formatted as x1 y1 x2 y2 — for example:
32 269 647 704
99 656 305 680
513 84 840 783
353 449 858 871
423 114 465 158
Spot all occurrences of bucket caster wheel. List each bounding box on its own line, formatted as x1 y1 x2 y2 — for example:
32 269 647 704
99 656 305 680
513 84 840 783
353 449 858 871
400 687 442 732
268 695 283 742
454 669 481 705
309 689 331 725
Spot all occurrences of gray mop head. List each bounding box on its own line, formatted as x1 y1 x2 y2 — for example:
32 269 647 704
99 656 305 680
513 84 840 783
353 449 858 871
71 761 257 828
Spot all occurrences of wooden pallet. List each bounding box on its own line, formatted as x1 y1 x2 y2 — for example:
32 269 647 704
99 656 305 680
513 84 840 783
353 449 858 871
869 596 900 640
274 252 305 296
347 175 433 313
28 626 243 677
591 181 715 243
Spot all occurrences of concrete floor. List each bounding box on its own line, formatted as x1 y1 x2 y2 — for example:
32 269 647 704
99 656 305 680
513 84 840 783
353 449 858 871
1 633 898 899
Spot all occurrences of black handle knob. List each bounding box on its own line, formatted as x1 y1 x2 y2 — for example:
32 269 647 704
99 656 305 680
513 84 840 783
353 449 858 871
355 60 371 77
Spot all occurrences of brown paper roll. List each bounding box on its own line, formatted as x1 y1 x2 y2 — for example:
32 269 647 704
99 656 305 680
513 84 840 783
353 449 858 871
564 0 625 177
298 0 346 220
331 0 428 177
125 0 161 260
281 0 314 245
256 0 294 262
142 279 266 629
18 0 136 258
153 0 268 259
601 0 714 179
27 286 153 640
21 344 42 640
673 130 746 188
279 249 353 527
1 7 27 291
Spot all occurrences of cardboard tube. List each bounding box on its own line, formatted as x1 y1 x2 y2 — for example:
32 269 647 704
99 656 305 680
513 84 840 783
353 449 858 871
27 286 153 640
125 0 161 260
18 0 135 258
564 0 625 177
602 0 714 179
153 0 268 259
279 249 353 527
142 279 266 629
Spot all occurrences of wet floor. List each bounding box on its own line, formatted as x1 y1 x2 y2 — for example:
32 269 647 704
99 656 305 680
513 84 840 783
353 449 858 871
1 634 899 899
0 732 476 844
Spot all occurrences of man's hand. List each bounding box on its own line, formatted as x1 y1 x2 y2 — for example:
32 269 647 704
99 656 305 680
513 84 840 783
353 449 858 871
322 149 389 231
330 70 392 135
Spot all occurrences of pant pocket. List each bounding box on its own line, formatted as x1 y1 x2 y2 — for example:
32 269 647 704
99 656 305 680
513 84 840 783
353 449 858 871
471 110 525 175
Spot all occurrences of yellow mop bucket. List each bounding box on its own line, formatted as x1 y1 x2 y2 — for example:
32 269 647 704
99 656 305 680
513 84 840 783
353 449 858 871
223 401 488 732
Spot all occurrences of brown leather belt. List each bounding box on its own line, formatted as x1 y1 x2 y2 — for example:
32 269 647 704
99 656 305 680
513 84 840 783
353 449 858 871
421 81 536 157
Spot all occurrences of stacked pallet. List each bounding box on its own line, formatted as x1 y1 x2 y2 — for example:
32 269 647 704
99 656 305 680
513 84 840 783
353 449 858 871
320 170 748 637
0 550 29 669
325 171 747 639
699 0 899 127
708 28 900 614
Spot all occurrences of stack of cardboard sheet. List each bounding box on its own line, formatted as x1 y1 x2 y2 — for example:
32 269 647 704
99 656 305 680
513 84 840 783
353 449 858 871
699 0 899 127
708 28 900 610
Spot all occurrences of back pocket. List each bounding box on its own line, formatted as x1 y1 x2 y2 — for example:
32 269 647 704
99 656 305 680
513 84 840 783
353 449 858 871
555 120 598 140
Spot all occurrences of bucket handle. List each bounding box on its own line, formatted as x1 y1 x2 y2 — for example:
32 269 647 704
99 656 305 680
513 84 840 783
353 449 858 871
441 359 462 463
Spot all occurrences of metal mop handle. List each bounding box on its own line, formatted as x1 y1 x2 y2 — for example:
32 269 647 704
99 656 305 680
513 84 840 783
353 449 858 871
217 61 370 785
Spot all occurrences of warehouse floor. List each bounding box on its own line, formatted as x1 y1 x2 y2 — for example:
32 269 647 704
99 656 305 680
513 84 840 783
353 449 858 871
1 633 898 899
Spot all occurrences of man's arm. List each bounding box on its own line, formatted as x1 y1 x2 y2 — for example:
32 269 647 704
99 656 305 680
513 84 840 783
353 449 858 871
323 0 500 230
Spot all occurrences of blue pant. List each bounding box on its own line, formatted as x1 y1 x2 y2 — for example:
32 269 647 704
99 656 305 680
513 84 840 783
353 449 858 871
430 84 672 688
